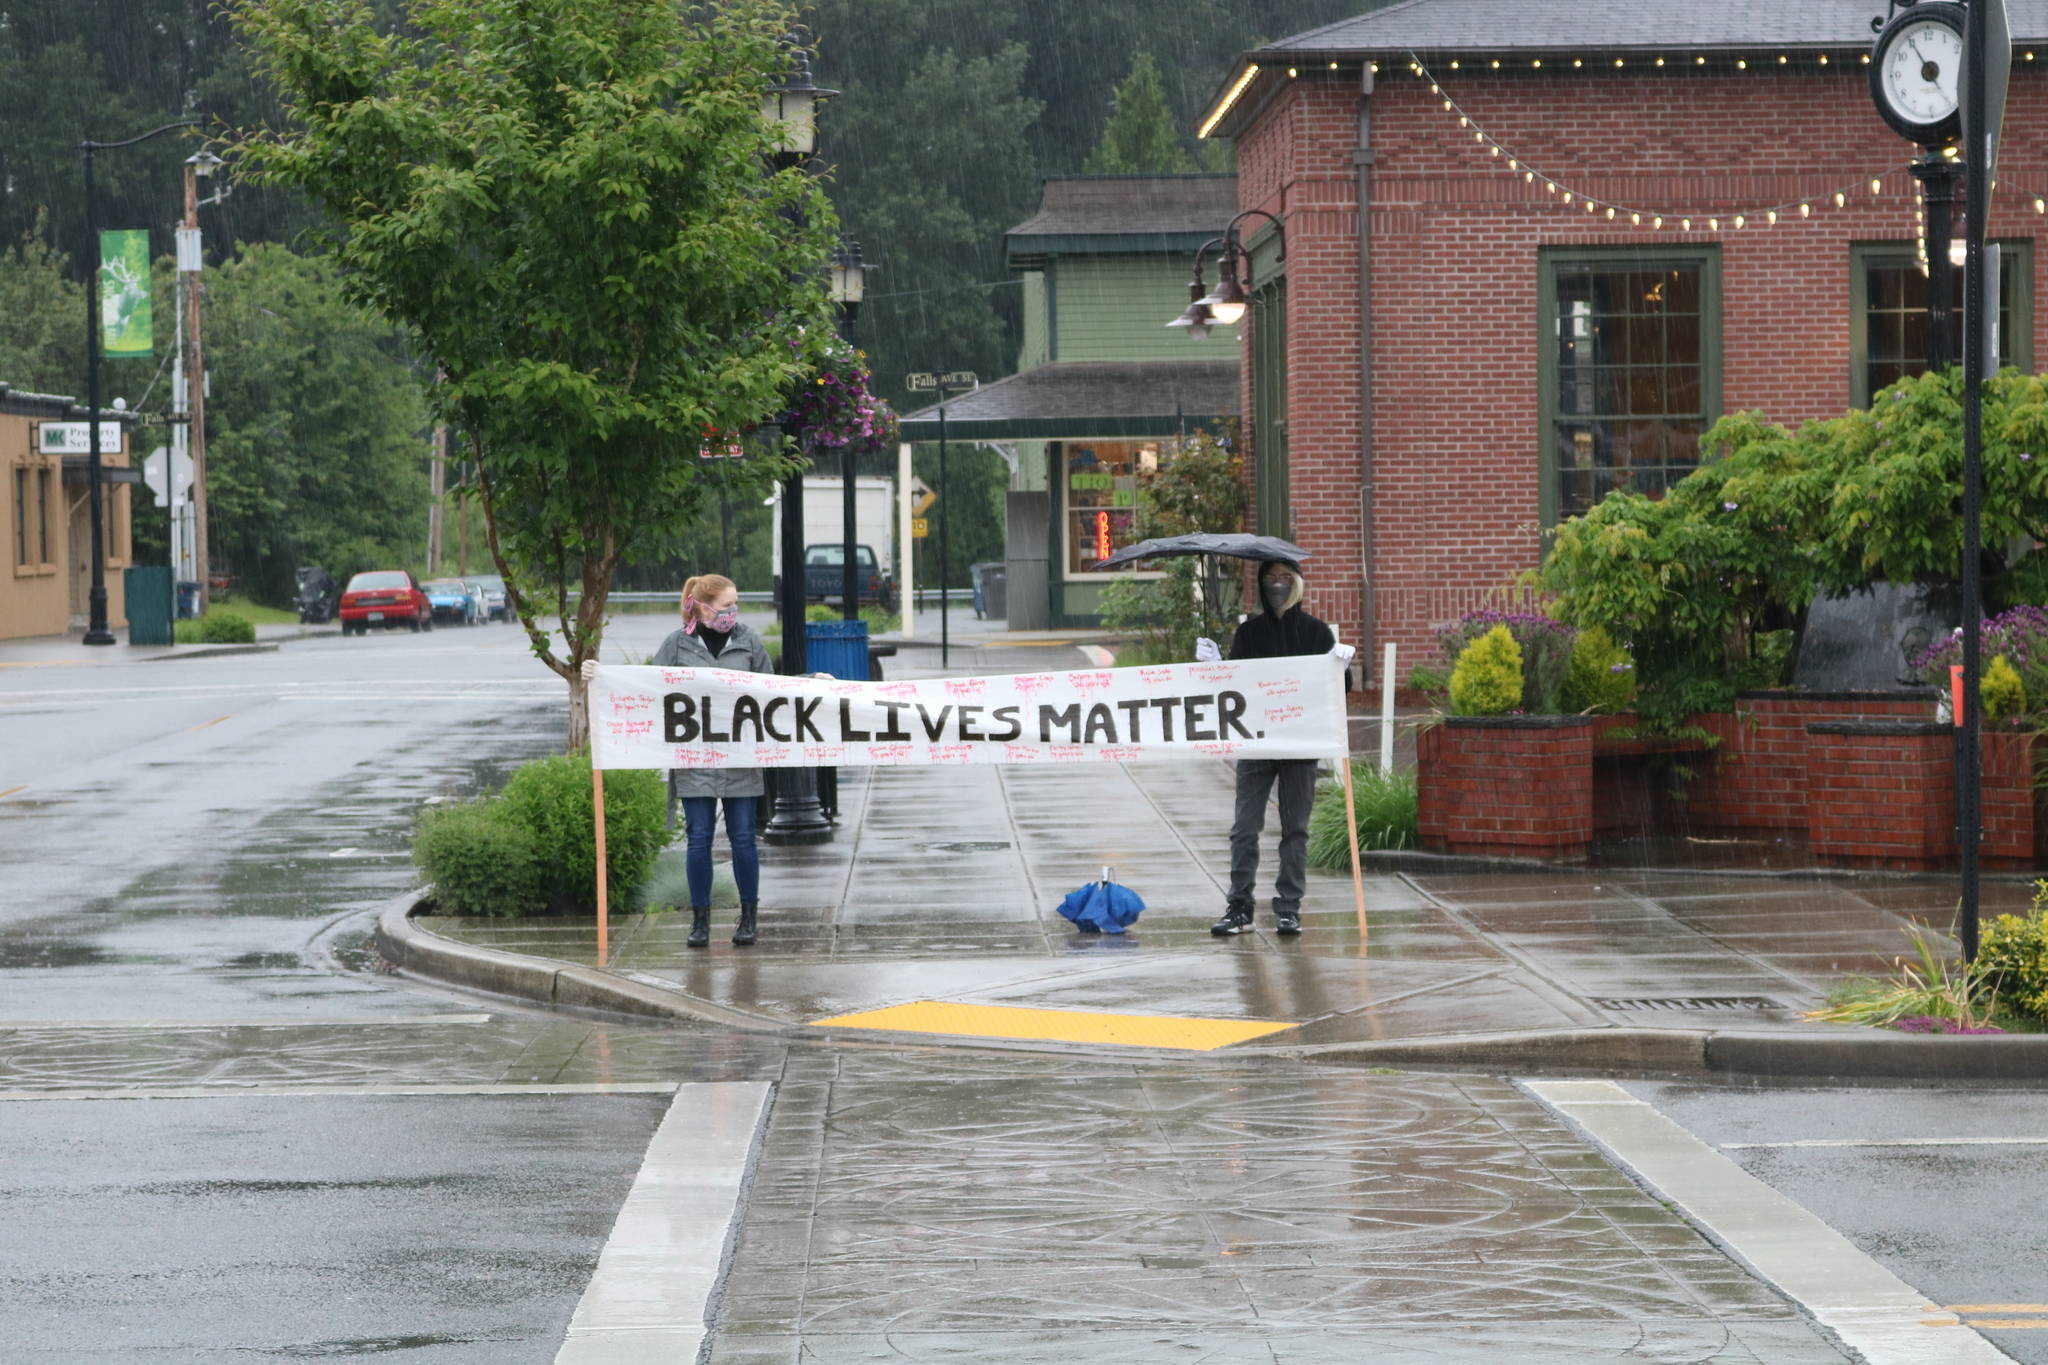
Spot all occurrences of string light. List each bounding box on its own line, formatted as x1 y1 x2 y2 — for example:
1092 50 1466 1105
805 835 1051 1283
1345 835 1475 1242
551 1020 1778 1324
1736 58 1747 69
1408 53 1926 237
1819 54 1830 65
1655 57 1665 67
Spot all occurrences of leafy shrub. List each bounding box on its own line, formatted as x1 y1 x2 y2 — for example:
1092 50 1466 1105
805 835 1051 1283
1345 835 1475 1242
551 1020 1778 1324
1435 610 1574 712
1097 423 1246 661
1979 888 2048 1020
1559 625 1636 714
499 752 668 912
187 612 256 644
413 799 542 917
1983 655 2028 725
1913 607 2048 717
1307 763 1418 869
1807 922 1997 1031
1448 625 1523 716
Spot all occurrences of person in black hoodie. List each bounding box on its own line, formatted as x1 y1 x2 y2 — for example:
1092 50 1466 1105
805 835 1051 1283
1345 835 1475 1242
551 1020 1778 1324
1209 559 1341 937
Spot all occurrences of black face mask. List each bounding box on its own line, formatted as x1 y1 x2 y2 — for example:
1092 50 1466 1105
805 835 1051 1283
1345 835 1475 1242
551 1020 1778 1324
1263 578 1294 611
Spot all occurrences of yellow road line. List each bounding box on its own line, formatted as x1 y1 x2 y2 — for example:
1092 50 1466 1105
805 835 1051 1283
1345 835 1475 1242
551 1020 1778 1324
0 660 77 669
1949 1305 2048 1313
1960 1321 2048 1329
811 1000 1294 1051
186 714 233 732
0 786 24 800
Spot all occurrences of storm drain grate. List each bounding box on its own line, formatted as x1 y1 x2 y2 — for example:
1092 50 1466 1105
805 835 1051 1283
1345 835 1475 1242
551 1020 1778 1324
924 841 1013 854
1592 996 1780 1012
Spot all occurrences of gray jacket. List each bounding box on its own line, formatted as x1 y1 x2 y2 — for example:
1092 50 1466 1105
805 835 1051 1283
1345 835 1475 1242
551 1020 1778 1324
653 622 775 799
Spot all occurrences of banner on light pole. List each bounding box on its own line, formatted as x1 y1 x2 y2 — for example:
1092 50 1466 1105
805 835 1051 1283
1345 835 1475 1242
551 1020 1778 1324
98 229 152 357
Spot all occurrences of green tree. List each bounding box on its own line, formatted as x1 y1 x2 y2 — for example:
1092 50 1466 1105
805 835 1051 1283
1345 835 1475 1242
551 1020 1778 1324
199 242 429 602
1100 424 1245 661
226 0 839 746
1083 53 1195 175
0 217 84 395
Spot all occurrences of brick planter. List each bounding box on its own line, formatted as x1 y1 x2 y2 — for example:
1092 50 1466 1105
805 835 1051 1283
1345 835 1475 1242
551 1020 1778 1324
1417 716 1596 859
1805 720 1954 870
1685 691 1939 831
1982 730 2043 870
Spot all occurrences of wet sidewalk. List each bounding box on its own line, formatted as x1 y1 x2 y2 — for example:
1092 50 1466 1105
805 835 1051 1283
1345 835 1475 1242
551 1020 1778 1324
392 750 2044 1076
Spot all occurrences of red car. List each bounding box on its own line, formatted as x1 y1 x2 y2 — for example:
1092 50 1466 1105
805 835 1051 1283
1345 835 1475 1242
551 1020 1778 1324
338 570 434 635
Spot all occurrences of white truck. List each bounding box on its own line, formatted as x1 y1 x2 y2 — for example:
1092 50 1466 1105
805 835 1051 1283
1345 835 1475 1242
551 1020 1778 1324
768 475 898 610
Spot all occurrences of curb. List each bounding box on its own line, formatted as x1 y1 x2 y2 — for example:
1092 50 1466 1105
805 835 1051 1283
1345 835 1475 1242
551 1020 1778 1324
144 641 281 662
373 896 2048 1080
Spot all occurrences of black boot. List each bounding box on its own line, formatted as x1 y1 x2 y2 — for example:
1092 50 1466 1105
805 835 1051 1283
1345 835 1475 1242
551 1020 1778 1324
733 903 758 946
686 906 710 949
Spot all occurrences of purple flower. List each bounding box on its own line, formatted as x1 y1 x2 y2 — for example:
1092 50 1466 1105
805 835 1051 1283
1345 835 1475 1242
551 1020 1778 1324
1722 501 1739 511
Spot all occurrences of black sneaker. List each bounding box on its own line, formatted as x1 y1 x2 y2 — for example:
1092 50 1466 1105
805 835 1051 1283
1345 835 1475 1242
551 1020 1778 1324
1210 899 1255 936
1274 908 1302 936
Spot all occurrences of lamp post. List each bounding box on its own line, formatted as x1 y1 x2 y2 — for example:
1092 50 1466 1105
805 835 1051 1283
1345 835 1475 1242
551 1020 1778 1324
79 118 199 645
761 40 837 847
181 149 222 614
831 238 869 620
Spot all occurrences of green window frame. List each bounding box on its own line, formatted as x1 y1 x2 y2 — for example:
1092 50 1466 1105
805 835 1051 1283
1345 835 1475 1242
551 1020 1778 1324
1251 275 1289 536
1848 240 2033 408
1538 245 1723 527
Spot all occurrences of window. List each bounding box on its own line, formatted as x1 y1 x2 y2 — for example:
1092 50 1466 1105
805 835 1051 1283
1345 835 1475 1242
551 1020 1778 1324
1540 247 1722 524
12 467 26 567
1850 241 2033 407
36 467 51 564
1252 276 1289 536
105 485 127 565
1062 439 1166 576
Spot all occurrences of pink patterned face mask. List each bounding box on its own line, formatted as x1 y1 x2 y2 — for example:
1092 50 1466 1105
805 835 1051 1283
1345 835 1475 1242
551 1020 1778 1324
685 599 739 634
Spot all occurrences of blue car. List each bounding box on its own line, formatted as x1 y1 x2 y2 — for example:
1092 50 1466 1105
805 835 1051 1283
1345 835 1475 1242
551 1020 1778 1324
422 578 479 625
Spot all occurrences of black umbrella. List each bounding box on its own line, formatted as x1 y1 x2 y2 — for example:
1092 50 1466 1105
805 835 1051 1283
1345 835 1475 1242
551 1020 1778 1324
1089 532 1310 572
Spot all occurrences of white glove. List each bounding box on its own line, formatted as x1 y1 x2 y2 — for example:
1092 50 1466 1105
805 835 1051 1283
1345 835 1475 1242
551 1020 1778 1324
1194 637 1222 663
579 658 600 682
1329 642 1357 666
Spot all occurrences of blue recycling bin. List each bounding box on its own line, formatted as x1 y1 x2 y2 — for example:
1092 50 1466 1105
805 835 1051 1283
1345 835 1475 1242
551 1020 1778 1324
805 618 870 680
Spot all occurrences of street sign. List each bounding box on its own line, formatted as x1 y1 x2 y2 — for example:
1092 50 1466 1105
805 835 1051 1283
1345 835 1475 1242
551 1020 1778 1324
1966 0 2011 178
904 370 978 392
37 422 124 455
911 476 936 516
911 517 930 539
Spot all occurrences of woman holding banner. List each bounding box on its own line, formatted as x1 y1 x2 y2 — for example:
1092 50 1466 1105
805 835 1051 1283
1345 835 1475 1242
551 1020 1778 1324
582 573 773 948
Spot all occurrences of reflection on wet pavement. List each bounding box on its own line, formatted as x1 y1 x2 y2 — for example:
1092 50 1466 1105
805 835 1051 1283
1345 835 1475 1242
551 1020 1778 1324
707 1049 1848 1363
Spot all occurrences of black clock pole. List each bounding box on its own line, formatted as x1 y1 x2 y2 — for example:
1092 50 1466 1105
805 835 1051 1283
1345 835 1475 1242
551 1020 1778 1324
1957 0 1991 960
1912 153 1961 371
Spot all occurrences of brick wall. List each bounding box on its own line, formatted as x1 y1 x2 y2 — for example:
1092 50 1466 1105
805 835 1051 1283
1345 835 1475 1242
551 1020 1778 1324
1232 64 2048 675
1685 692 1936 829
1416 716 1595 857
1805 720 1955 870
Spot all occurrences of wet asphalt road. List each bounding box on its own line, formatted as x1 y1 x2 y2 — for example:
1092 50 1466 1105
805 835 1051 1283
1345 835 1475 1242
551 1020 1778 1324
1634 1082 2048 1364
0 619 2032 1362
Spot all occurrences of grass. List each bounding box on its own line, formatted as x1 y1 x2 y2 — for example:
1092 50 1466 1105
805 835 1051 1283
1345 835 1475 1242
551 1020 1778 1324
762 604 901 645
1807 921 2031 1032
204 594 300 626
1306 762 1418 870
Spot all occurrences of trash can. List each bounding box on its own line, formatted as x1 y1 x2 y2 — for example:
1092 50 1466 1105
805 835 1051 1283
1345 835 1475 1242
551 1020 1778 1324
805 618 870 680
125 566 174 645
970 562 1007 621
175 580 202 620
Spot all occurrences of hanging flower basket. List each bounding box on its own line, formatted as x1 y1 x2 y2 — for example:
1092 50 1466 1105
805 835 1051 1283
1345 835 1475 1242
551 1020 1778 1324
783 339 898 450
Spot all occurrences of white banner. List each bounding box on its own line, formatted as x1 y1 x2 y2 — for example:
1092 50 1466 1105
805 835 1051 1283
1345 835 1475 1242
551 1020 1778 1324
588 657 1348 771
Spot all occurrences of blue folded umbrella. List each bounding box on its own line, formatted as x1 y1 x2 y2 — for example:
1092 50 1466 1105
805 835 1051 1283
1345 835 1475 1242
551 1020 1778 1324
1056 867 1145 935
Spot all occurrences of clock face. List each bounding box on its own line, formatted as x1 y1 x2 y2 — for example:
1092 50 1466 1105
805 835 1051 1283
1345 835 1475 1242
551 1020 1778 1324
1880 17 1962 126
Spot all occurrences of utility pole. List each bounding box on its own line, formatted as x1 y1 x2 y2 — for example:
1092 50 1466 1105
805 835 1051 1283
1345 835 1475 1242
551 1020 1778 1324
182 151 218 613
427 423 446 573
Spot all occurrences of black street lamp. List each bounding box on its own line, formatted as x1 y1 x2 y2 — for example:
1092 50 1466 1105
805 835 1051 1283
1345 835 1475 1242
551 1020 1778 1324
831 238 871 621
761 40 838 847
79 118 198 644
1165 210 1284 337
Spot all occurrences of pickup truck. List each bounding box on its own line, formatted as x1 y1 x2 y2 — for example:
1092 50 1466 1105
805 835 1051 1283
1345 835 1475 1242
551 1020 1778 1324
799 543 896 611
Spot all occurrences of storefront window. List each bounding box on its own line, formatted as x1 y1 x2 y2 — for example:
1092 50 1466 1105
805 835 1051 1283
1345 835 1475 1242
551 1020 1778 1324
1851 242 2032 407
1541 247 1721 525
1063 439 1166 576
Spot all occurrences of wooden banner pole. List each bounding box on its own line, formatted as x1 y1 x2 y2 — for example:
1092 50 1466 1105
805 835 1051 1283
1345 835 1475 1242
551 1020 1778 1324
1339 756 1368 950
592 762 610 965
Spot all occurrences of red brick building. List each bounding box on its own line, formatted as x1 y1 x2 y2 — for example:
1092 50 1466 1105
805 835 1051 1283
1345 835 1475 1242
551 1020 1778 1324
1201 0 2048 682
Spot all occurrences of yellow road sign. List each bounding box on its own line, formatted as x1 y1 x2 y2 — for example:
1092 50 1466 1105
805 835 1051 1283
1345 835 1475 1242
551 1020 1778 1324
911 517 929 538
910 476 936 516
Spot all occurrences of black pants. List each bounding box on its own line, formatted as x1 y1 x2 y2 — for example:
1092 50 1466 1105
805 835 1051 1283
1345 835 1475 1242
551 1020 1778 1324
1228 758 1318 914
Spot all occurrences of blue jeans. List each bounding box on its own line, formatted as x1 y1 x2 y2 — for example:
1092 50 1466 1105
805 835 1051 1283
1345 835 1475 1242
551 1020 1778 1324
679 796 760 909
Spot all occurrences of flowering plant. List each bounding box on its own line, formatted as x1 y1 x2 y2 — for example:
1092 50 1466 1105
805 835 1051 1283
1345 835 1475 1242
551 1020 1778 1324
783 338 897 450
1435 609 1576 713
1909 604 2048 724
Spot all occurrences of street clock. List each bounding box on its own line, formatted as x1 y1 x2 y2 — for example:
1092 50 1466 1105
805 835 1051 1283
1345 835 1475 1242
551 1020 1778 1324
1870 2 1966 143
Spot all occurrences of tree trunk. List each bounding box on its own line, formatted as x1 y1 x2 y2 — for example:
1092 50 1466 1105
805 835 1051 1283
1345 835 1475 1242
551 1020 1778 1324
567 669 589 752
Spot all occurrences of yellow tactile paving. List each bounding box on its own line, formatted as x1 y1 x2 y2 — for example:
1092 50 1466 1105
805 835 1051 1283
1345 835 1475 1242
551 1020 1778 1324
809 1000 1295 1051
